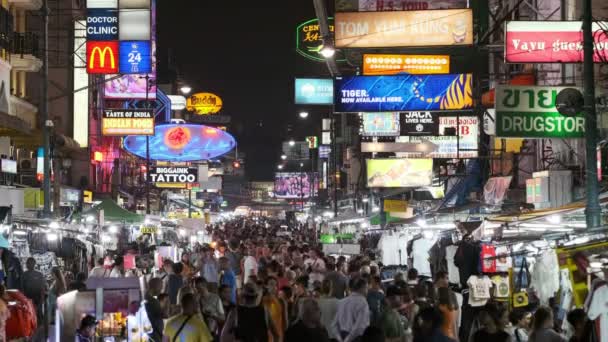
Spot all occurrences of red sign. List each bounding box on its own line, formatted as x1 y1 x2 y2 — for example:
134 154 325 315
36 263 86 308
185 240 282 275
86 41 119 74
505 21 608 63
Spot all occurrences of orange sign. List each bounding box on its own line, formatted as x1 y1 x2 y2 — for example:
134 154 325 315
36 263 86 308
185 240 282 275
363 54 450 75
87 41 119 74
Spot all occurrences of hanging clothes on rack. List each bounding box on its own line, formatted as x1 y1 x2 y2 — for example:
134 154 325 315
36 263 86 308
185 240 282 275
530 249 560 305
412 236 437 277
585 280 608 342
446 245 460 285
378 232 408 266
454 238 482 289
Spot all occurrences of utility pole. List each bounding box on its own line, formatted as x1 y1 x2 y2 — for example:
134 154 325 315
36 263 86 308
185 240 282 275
42 0 51 217
583 0 601 228
145 75 151 215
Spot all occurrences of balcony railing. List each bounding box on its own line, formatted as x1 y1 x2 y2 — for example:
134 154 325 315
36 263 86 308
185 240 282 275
9 32 40 59
0 8 14 53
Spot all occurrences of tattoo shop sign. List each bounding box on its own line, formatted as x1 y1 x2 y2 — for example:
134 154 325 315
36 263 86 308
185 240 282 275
149 167 198 188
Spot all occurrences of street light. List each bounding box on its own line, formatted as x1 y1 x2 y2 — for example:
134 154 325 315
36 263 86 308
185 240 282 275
299 111 309 119
319 39 336 58
281 154 287 160
300 162 304 168
277 165 283 170
289 140 295 147
180 85 192 95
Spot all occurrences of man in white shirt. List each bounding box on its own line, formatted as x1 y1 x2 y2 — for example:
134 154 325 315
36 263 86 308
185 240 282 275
305 249 326 286
332 277 370 342
89 258 107 278
109 256 125 278
242 247 258 284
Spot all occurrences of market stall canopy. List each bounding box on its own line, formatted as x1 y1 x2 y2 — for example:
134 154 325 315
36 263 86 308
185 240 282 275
82 199 143 224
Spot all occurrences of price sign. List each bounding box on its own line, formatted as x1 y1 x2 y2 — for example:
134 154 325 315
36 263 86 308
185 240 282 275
119 41 152 74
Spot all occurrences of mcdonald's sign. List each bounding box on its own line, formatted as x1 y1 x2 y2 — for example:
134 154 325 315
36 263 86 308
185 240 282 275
86 41 119 74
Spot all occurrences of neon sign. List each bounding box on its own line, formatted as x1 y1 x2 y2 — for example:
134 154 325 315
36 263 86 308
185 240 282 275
123 124 236 161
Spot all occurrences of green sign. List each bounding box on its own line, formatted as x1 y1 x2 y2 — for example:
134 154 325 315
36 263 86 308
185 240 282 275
495 85 585 138
320 233 355 244
296 18 345 63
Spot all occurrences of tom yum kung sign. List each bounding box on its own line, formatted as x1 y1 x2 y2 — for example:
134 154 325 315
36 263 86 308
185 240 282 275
495 85 585 138
505 21 608 63
149 167 198 184
102 109 154 136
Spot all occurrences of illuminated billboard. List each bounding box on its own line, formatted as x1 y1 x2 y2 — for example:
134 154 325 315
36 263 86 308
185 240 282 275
123 124 236 161
367 159 433 188
335 0 468 12
335 74 473 113
119 41 152 74
186 93 223 115
295 78 334 105
274 173 318 199
361 113 400 136
86 9 118 41
119 9 151 40
335 9 473 48
87 0 117 8
505 21 608 63
102 109 154 136
86 41 119 74
363 54 450 75
296 18 346 63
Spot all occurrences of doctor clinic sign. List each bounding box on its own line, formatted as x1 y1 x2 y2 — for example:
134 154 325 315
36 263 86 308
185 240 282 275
495 85 584 138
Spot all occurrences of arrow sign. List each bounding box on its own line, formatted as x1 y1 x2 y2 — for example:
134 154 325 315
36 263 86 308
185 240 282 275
361 140 439 154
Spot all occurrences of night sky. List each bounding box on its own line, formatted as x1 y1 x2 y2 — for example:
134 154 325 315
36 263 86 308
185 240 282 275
157 0 333 181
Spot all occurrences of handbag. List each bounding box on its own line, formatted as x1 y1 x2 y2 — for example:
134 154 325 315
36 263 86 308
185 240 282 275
512 257 529 308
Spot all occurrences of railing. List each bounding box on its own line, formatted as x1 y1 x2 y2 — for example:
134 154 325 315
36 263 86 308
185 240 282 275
0 8 14 54
9 32 40 59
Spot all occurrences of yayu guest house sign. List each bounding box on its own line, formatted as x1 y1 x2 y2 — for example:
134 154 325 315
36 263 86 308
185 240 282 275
505 21 608 63
149 167 198 185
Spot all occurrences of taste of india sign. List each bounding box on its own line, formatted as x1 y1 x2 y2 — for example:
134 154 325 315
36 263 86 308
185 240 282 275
495 85 584 138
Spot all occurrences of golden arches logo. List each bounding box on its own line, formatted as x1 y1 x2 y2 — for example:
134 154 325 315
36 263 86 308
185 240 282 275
89 46 116 69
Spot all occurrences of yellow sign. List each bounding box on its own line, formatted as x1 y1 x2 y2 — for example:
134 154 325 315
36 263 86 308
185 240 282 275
367 159 433 188
102 118 154 135
363 54 450 75
384 199 408 213
140 225 158 234
187 93 223 115
335 9 473 48
83 190 93 204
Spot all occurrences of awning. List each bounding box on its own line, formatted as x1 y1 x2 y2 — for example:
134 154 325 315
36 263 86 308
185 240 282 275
10 130 81 151
0 110 32 136
81 198 143 224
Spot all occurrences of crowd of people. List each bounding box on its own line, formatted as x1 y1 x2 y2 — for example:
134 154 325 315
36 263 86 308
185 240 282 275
2 217 603 342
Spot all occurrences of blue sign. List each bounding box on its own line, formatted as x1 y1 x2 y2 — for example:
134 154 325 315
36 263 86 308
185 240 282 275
86 9 118 41
123 124 236 162
119 41 152 74
334 74 474 113
295 78 334 105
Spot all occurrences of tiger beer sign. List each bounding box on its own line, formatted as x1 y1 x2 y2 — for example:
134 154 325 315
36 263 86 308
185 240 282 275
86 41 118 74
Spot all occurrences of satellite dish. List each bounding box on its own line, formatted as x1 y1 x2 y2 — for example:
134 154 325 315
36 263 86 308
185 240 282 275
555 88 584 117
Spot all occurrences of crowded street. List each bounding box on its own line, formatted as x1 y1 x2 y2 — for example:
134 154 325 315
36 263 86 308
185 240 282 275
1 0 608 341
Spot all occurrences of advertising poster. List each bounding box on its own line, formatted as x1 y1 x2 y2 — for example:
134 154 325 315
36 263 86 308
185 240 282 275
505 21 608 63
367 159 433 188
361 113 400 136
335 9 473 48
274 173 318 199
401 111 439 135
495 85 585 138
335 74 473 112
104 0 156 99
363 54 450 75
335 0 468 12
295 78 334 105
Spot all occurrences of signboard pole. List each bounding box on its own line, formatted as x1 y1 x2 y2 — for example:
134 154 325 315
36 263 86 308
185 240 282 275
145 75 151 215
583 0 601 228
188 189 192 218
42 0 51 218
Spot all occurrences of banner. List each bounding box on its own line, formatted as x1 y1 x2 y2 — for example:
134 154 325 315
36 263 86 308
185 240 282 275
363 54 450 75
335 0 468 12
295 78 334 105
495 85 585 138
401 111 439 135
361 113 400 136
274 172 318 199
366 159 433 188
335 9 473 48
335 74 473 112
102 109 154 135
505 21 608 63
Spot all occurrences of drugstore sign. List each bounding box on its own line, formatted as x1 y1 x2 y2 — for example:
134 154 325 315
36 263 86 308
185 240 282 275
495 85 585 138
86 41 119 74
